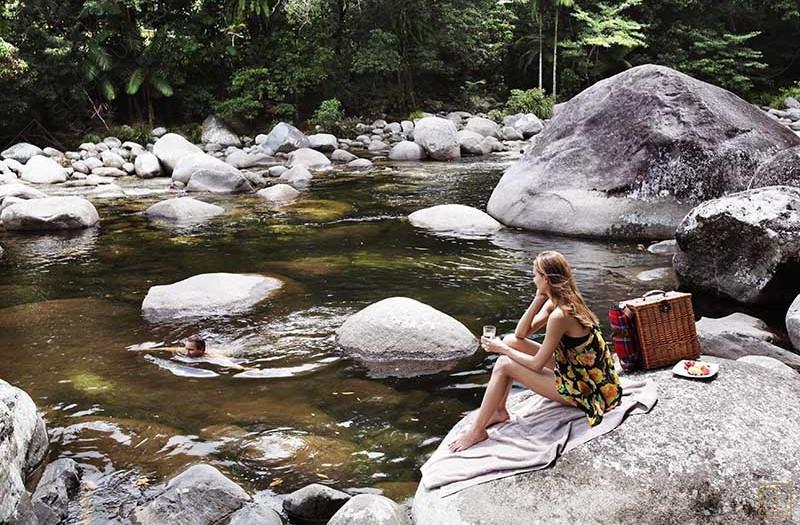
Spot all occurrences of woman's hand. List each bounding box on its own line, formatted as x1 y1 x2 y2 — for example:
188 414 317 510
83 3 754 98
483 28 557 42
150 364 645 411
481 336 506 354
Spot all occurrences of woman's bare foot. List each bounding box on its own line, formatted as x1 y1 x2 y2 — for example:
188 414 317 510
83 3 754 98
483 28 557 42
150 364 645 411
448 427 489 452
487 407 510 427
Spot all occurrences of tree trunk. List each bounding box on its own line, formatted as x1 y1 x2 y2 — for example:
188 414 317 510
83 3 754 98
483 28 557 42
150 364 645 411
552 6 559 101
146 87 154 128
537 7 543 89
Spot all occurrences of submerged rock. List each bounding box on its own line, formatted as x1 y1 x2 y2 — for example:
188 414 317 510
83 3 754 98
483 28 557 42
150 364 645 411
413 358 800 524
144 197 225 223
487 65 800 239
408 204 503 234
674 186 800 305
336 297 477 377
1 196 99 230
141 272 283 319
414 117 460 161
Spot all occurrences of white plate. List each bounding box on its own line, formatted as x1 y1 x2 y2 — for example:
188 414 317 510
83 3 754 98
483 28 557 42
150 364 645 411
672 359 719 379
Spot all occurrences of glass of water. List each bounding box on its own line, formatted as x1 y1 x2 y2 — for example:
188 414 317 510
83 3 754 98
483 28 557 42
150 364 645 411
482 325 497 340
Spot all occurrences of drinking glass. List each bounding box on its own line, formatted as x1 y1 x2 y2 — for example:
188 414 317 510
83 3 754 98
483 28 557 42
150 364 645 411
482 325 497 339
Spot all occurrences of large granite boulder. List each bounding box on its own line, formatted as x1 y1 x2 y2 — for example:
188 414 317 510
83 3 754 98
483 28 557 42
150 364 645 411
172 153 238 185
752 145 800 186
336 297 478 377
696 312 800 370
487 65 800 239
144 197 225 223
413 358 800 524
186 168 253 194
414 117 460 161
787 295 800 351
457 130 492 156
260 122 310 155
736 355 796 377
1 142 43 163
287 148 331 169
464 116 499 138
308 133 338 152
142 272 283 319
134 152 163 178
201 115 241 147
227 503 282 525
225 150 273 169
328 494 410 525
408 204 503 234
133 464 250 525
673 186 800 305
19 155 67 184
389 141 426 161
0 183 47 203
1 196 99 230
0 379 49 523
502 113 544 138
257 184 301 203
152 133 203 173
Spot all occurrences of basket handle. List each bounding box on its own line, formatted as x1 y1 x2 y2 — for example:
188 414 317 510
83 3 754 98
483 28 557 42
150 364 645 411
642 290 667 298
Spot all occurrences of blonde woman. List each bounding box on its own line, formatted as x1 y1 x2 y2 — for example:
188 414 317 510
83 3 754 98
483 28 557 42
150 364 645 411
449 250 622 452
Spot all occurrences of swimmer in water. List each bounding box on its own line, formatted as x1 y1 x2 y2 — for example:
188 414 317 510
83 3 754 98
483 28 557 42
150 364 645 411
131 334 248 371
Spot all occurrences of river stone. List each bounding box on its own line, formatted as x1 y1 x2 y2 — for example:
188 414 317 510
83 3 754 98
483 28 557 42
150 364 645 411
673 186 800 305
499 126 523 141
309 133 339 152
695 312 800 370
260 122 310 155
201 115 241 147
736 355 796 377
647 239 677 255
172 152 239 184
90 167 126 177
0 379 49 523
414 117 460 161
257 184 301 203
122 141 143 151
152 133 203 173
42 146 62 159
328 494 410 525
134 152 163 178
368 140 390 153
279 166 313 185
348 158 373 169
84 157 103 171
225 150 273 169
133 464 250 525
331 149 358 163
0 245 3 259
186 168 252 193
409 204 503 234
0 183 47 203
389 141 425 161
100 150 124 168
2 196 99 231
464 116 499 138
283 483 351 524
72 160 90 174
2 143 43 163
457 130 491 156
142 272 283 319
152 126 167 138
752 144 800 186
504 113 544 138
227 503 282 525
287 148 331 169
145 197 224 223
787 294 800 351
19 155 67 184
336 297 477 377
31 458 81 525
487 65 800 239
269 165 288 177
413 358 800 525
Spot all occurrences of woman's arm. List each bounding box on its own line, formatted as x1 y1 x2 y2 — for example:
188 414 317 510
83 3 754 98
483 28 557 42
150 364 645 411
514 294 549 339
487 310 567 373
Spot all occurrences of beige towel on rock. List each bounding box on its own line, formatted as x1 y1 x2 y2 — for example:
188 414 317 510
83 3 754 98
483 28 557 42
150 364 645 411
420 376 658 496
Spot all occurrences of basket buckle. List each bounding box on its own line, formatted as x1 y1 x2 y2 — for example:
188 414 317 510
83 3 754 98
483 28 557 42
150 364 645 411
660 300 671 313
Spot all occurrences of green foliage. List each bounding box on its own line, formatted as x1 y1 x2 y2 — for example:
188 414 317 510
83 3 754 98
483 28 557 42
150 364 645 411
408 110 427 120
505 88 554 118
107 124 152 144
308 98 344 133
81 132 104 144
769 83 800 109
214 96 263 125
271 103 296 124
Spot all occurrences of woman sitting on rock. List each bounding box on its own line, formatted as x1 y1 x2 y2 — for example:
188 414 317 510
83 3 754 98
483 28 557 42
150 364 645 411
449 250 622 452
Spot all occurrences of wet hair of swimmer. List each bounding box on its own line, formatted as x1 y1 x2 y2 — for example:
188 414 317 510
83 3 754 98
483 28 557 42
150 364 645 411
185 334 206 355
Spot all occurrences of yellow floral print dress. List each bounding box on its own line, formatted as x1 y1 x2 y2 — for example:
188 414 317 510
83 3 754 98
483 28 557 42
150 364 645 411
553 325 622 427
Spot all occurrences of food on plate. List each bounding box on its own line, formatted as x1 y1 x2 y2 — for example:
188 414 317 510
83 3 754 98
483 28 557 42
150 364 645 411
683 360 711 376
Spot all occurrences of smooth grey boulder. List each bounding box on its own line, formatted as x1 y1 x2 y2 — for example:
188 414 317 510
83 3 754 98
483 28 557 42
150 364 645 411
752 144 800 186
172 152 240 185
331 149 358 163
336 297 478 377
103 136 121 148
348 158 373 169
227 503 282 525
408 204 503 234
283 483 350 524
499 126 523 141
152 126 167 138
90 167 126 177
413 358 800 525
142 272 283 319
145 197 224 223
389 141 425 161
133 464 250 525
100 150 124 169
279 166 313 185
736 355 796 377
695 312 800 370
134 152 163 178
2 143 43 163
787 294 800 351
225 150 273 169
368 140 390 153
184 168 253 194
0 183 47 203
72 160 90 174
502 113 544 138
152 133 203 173
268 165 288 177
647 239 677 255
673 186 800 305
0 379 49 523
84 157 103 171
2 196 99 231
31 458 81 525
414 117 460 161
464 116 499 138
257 184 301 203
20 155 67 184
260 122 310 155
201 115 241 147
457 130 491 156
287 148 331 169
328 494 410 525
308 133 338 152
487 65 800 239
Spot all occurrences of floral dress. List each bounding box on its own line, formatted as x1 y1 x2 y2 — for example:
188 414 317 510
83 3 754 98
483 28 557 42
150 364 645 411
553 325 622 427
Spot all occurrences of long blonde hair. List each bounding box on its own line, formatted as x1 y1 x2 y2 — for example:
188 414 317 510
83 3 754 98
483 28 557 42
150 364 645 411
534 251 598 328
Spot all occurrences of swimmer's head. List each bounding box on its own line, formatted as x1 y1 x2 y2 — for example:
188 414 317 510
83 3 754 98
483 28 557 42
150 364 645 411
184 335 206 357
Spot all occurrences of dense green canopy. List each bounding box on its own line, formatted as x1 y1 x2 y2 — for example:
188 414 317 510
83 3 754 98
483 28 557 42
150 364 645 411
1 0 799 141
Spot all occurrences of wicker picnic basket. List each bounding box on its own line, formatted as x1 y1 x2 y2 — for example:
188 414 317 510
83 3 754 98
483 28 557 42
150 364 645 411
620 290 700 369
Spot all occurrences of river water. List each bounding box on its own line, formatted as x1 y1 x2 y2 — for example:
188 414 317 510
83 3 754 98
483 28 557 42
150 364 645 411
0 152 769 517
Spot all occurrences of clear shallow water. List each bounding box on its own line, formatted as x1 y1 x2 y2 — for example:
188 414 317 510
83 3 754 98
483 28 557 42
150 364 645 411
0 153 779 516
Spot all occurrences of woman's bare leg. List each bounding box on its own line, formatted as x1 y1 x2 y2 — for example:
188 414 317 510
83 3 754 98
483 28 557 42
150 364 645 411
494 334 556 409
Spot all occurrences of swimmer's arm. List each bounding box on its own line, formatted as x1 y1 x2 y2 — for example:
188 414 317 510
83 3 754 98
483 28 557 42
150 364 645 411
128 346 183 354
